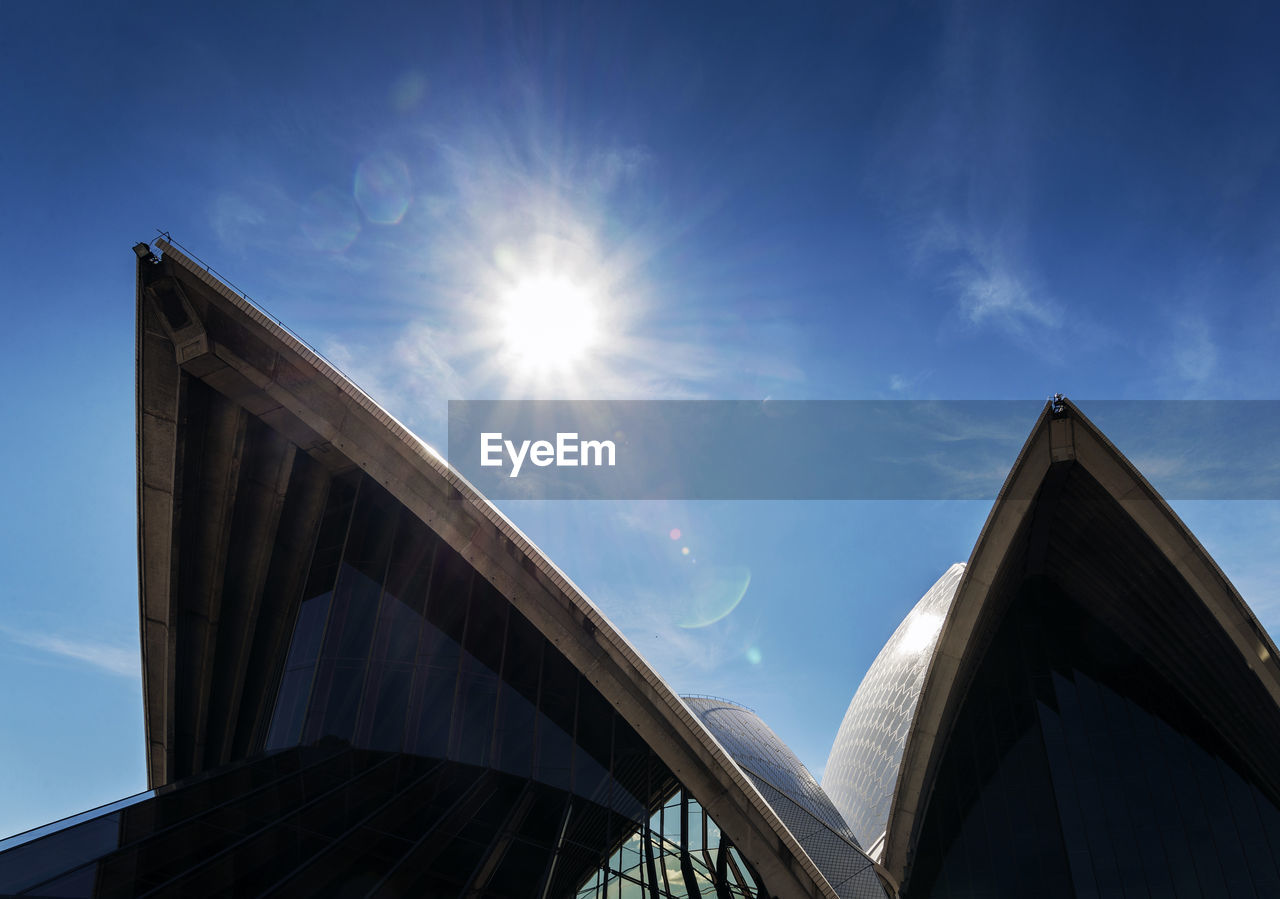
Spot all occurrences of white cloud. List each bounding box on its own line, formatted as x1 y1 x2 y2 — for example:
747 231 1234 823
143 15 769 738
956 256 1060 337
889 371 932 394
1128 453 1189 482
2 628 138 677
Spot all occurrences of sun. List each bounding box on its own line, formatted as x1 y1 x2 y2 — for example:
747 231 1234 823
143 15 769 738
498 274 601 371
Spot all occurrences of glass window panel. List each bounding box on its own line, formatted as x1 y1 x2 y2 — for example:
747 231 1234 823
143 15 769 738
501 610 542 699
416 618 461 671
0 815 120 895
323 564 382 662
365 665 413 752
282 593 331 671
487 838 553 896
299 473 358 600
17 862 98 898
1221 759 1280 890
536 715 574 792
265 667 315 750
611 725 651 821
304 659 366 742
576 688 612 775
368 592 424 667
539 649 578 738
426 546 473 643
493 681 537 778
453 654 499 766
407 655 458 759
340 479 398 582
384 508 438 615
463 580 507 673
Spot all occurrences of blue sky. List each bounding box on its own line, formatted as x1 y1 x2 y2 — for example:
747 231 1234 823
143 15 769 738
2 1 1279 839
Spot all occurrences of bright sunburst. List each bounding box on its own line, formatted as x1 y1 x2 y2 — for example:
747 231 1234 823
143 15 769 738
499 274 600 372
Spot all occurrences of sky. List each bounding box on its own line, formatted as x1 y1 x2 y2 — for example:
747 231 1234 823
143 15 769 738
2 0 1280 840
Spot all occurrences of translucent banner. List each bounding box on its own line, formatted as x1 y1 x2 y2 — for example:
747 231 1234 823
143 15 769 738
446 400 1280 500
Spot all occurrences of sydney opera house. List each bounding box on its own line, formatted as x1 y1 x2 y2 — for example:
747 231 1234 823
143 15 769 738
1 239 1279 898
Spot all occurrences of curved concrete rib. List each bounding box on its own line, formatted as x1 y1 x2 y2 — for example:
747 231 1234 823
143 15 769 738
140 239 840 899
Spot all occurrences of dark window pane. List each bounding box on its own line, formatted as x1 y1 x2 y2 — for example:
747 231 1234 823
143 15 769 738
384 508 439 614
539 648 578 737
0 815 120 895
300 473 358 600
426 547 472 643
611 722 651 820
304 660 366 743
453 654 499 766
341 478 398 582
266 667 316 749
536 715 574 792
536 649 577 791
282 593 331 670
408 650 458 759
576 687 614 807
365 665 413 752
502 610 542 701
494 681 537 778
322 564 381 662
18 862 98 898
463 580 507 673
369 593 424 666
417 619 461 672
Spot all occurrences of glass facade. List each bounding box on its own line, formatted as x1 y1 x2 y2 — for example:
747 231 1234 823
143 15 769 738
0 747 686 897
265 472 655 818
0 469 773 897
908 579 1280 898
576 788 766 899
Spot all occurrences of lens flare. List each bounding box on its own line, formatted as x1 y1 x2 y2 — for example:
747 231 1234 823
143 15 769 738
301 188 361 253
390 71 428 111
676 565 751 628
354 152 412 224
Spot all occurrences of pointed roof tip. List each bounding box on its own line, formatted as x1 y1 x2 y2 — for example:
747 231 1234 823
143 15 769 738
137 240 846 899
878 392 1280 889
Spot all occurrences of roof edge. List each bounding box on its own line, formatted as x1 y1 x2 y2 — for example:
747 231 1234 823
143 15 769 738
880 396 1280 885
143 239 839 899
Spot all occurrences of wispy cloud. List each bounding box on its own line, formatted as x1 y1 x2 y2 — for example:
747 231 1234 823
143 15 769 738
889 370 932 394
908 203 1063 346
209 190 270 253
868 4 1095 354
1170 313 1218 384
322 323 468 435
953 248 1061 338
2 628 138 677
